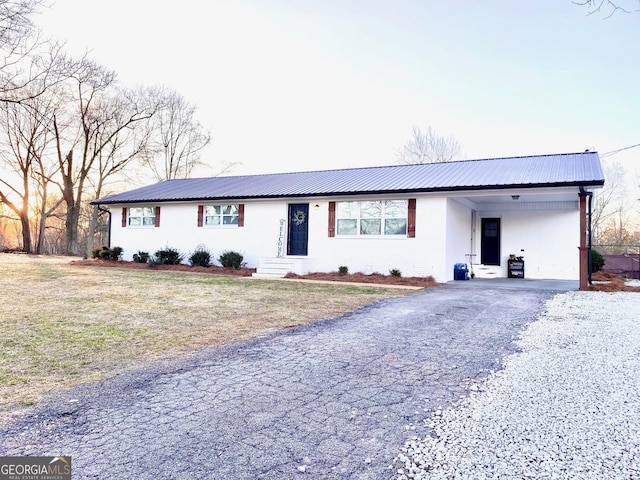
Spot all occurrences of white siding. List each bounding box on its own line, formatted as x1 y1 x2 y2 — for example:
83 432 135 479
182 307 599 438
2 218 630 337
474 207 579 280
112 201 287 267
445 198 474 282
109 194 580 282
305 198 441 278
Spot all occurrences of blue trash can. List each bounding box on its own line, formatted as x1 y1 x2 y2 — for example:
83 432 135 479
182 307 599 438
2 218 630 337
454 263 469 280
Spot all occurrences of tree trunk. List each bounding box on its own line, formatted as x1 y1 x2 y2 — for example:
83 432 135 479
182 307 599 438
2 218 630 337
65 203 80 256
20 214 32 254
35 186 48 254
35 213 46 254
85 205 99 258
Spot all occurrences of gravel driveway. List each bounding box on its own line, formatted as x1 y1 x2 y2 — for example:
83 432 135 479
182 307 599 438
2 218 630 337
395 290 640 479
1 283 568 479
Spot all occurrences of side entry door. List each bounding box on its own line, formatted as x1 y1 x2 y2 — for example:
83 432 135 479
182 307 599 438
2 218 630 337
481 217 501 265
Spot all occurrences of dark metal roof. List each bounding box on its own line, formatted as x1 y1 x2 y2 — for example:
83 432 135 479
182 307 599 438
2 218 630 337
93 152 604 205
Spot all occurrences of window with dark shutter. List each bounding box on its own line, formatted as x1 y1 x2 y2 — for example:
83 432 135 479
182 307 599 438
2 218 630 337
200 204 243 226
334 200 409 236
125 207 157 226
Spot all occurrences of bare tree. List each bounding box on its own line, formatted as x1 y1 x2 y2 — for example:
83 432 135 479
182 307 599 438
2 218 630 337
596 208 640 253
574 0 640 17
142 88 211 180
0 32 73 254
31 105 62 253
0 0 40 48
0 94 51 252
396 125 462 164
84 85 160 256
53 59 158 255
0 1 69 104
592 160 627 243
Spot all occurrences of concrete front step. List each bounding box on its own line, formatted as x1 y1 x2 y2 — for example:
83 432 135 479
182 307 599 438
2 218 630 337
252 257 306 278
471 264 501 279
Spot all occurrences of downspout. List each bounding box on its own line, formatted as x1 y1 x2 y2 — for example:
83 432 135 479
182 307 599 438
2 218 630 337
469 210 476 278
98 205 112 248
580 187 594 285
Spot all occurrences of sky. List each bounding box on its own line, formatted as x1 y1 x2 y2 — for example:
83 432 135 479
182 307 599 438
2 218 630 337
35 0 639 199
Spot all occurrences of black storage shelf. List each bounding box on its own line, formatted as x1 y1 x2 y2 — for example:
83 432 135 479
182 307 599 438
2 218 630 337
508 260 525 278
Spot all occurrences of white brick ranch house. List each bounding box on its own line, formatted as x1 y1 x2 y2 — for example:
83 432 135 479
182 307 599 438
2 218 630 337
92 152 604 286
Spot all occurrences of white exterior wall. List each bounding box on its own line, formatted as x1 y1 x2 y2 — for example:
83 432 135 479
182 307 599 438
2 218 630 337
110 201 289 267
307 197 447 279
107 196 580 281
444 198 474 281
475 206 579 280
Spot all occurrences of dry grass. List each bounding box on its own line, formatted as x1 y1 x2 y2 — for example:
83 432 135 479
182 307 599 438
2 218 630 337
0 254 411 426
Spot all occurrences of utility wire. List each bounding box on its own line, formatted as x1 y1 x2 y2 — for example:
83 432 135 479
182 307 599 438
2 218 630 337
600 143 640 158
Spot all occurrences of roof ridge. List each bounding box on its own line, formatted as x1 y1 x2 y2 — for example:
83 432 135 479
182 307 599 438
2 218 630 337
188 151 599 180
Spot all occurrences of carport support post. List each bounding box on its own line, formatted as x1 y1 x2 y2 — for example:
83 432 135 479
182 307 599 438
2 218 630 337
579 192 588 290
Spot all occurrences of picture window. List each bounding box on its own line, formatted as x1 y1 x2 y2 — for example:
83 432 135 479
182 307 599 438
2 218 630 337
336 200 407 236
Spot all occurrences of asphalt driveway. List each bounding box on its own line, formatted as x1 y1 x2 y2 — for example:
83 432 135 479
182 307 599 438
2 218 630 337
0 282 568 479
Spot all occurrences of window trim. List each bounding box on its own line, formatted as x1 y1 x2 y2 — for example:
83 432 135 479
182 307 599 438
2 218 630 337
197 204 244 227
332 199 414 237
123 206 160 228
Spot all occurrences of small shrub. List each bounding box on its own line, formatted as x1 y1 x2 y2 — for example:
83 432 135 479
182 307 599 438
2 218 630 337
154 247 184 265
189 245 212 267
218 250 244 269
133 251 150 263
110 246 124 260
91 245 108 259
591 249 605 272
338 266 349 275
389 268 402 278
91 245 123 261
147 256 162 268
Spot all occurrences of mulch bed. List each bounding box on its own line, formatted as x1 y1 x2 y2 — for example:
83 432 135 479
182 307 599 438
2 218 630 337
70 260 638 291
70 259 257 277
70 259 438 287
284 271 439 288
586 271 640 292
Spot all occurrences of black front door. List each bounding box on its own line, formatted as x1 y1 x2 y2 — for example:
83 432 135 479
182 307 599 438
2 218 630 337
287 203 309 256
481 217 501 265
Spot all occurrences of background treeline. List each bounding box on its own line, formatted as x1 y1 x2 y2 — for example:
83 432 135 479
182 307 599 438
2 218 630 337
0 0 214 256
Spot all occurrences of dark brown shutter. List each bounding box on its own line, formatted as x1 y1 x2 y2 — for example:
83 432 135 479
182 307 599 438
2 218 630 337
238 204 245 227
154 206 161 227
407 199 416 238
122 208 127 227
197 205 204 227
328 202 336 237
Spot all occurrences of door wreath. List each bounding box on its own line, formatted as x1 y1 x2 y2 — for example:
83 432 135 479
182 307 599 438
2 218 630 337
292 210 306 226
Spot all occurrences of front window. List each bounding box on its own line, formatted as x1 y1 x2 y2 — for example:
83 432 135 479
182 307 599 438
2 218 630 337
128 207 155 226
336 200 408 236
205 205 239 225
337 202 358 235
384 200 408 235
